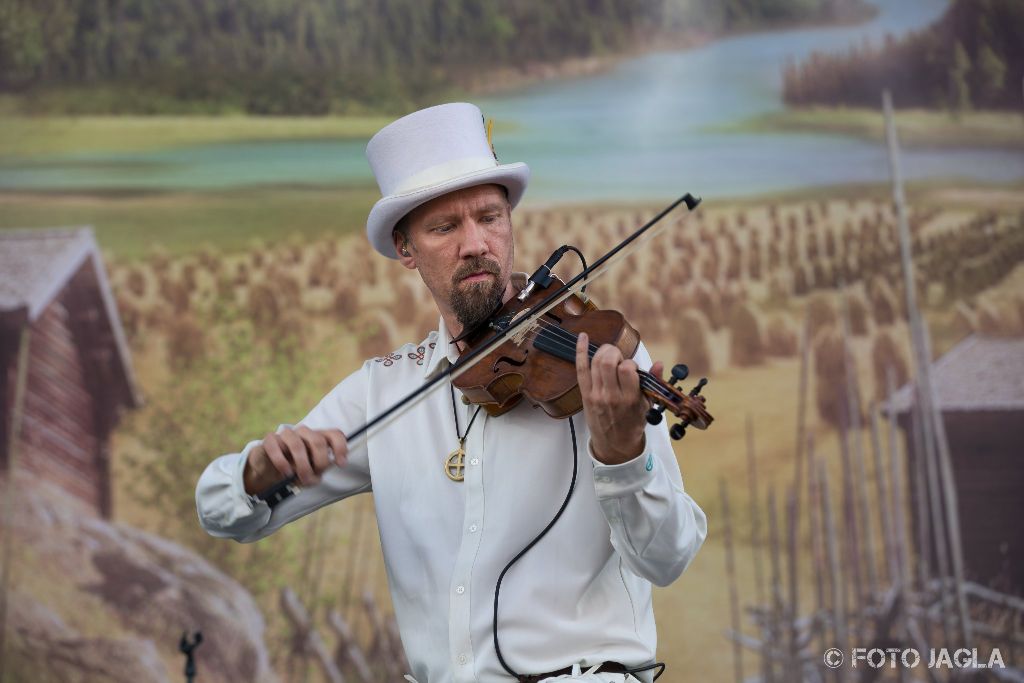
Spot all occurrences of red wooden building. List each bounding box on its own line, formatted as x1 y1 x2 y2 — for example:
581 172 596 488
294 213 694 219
0 227 140 517
885 334 1024 594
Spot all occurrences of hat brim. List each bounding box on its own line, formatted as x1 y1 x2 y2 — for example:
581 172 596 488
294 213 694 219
366 162 530 259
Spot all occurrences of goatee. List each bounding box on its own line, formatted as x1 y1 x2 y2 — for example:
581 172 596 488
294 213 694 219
451 257 503 331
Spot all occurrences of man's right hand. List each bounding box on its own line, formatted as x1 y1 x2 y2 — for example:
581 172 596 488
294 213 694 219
243 426 348 496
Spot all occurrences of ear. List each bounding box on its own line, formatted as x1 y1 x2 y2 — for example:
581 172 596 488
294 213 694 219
393 232 416 270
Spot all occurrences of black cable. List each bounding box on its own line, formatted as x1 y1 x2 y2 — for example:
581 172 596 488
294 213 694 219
490 413 669 682
493 417 579 678
562 245 588 295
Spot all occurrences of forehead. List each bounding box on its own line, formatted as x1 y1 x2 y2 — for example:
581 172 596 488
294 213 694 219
406 184 508 227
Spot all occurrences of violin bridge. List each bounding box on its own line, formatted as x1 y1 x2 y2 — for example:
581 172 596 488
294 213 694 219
507 308 538 347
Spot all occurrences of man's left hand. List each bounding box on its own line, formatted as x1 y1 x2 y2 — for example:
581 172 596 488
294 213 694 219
576 332 664 465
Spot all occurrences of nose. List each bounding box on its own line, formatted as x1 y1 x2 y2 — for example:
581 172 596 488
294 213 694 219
458 218 490 259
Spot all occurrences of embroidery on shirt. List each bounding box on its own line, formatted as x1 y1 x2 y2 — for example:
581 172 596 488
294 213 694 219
645 453 654 471
374 341 438 367
406 342 437 365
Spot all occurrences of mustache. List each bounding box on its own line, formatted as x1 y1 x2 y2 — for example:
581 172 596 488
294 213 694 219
452 257 501 284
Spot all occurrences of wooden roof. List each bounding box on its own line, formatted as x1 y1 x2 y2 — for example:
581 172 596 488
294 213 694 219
884 334 1024 414
0 226 141 409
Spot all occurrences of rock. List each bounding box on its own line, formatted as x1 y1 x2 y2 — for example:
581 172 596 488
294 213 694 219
6 478 278 683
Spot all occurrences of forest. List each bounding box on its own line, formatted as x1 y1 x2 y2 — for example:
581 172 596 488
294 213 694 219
0 0 874 114
783 0 1023 111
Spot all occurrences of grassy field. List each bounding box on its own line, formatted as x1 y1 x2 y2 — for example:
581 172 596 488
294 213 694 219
713 106 1024 149
0 115 394 157
0 186 378 259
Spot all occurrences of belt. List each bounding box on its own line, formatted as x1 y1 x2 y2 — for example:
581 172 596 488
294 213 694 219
517 661 630 683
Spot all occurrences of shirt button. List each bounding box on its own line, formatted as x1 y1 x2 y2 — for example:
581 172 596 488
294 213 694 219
455 585 465 595
458 654 468 665
470 458 480 466
469 524 478 533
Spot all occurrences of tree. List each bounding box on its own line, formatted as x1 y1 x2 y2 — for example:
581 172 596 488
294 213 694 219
976 44 1007 105
949 40 972 116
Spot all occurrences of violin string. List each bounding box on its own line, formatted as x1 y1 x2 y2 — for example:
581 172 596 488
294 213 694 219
525 316 678 403
531 317 675 401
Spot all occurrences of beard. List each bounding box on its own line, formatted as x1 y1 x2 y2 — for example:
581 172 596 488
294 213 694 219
450 257 504 331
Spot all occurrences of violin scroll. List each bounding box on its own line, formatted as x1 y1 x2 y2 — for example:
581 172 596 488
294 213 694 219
642 363 712 440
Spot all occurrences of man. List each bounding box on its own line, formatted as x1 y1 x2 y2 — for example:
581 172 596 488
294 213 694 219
196 103 707 683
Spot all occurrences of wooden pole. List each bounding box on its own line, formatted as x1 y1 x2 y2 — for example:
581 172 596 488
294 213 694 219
327 609 375 683
836 421 864 645
868 405 897 587
792 314 812 531
806 434 828 655
766 487 783 683
819 458 849 683
280 587 346 683
720 477 745 683
747 415 766 610
784 485 800 683
885 369 910 593
883 89 972 645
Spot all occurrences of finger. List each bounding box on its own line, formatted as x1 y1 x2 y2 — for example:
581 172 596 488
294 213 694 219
593 344 623 398
617 358 640 400
262 433 294 479
650 360 664 378
575 332 593 397
279 429 317 486
321 429 349 467
297 425 331 475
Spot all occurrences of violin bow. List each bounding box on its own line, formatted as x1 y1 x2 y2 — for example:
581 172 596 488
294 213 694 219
257 192 702 506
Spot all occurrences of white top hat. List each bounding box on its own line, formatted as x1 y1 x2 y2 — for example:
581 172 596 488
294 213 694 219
365 102 530 258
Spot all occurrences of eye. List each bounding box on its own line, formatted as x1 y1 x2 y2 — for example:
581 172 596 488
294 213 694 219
432 224 454 234
480 214 499 224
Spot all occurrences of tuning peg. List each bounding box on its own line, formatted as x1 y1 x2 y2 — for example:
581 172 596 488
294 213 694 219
670 422 687 440
689 377 708 397
670 364 689 384
646 406 664 425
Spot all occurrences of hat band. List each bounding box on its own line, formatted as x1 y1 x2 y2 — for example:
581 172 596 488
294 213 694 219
389 156 499 196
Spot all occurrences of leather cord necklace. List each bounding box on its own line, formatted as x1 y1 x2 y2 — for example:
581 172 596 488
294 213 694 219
446 382 482 482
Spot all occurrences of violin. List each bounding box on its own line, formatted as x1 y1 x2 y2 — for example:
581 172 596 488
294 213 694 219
256 192 708 506
453 275 712 440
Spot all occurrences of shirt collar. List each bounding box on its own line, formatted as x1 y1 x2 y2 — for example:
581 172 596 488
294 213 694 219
423 314 460 380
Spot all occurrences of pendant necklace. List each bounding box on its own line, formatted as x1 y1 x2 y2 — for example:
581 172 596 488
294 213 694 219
446 382 482 482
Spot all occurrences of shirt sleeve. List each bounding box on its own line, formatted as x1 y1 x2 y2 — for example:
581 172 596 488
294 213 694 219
588 342 708 587
195 362 373 543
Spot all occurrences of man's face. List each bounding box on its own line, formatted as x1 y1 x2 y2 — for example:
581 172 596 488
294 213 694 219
394 184 514 334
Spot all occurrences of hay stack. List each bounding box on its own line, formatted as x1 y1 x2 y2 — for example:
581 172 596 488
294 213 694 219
692 282 722 330
868 278 899 326
764 313 799 357
125 267 147 298
674 310 713 377
845 290 870 336
728 301 765 367
805 293 837 339
871 329 909 402
166 314 206 370
357 310 402 360
332 283 360 321
812 325 862 428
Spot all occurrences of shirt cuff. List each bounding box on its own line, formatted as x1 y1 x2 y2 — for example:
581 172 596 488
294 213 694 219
590 438 657 499
235 438 270 513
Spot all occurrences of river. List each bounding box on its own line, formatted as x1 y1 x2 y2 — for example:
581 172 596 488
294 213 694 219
1 0 1021 202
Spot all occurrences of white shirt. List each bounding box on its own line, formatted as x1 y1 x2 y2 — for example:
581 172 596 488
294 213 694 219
196 314 707 683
